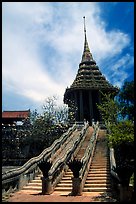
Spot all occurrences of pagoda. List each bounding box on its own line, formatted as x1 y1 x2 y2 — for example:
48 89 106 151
64 17 119 124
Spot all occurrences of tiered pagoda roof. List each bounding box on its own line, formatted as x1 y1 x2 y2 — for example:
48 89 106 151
67 17 118 93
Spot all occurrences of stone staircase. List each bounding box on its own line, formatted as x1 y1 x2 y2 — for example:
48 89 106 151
53 126 94 195
21 168 73 195
53 169 73 195
83 129 111 194
21 128 111 196
21 173 42 193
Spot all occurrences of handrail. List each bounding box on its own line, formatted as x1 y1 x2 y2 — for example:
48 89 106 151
2 123 77 184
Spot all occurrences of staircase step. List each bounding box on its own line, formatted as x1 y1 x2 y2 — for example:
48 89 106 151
87 173 109 176
90 169 108 172
85 180 110 184
61 177 72 180
92 163 108 166
90 165 109 168
65 173 73 175
83 187 111 192
25 183 42 187
92 161 108 163
54 187 72 191
90 166 109 168
59 180 72 184
84 183 111 187
57 183 72 187
22 186 42 190
30 180 42 183
86 176 110 180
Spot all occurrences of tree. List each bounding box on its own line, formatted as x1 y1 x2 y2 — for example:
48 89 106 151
108 120 134 186
118 80 134 120
97 86 134 188
97 92 119 131
27 96 69 157
54 105 69 124
66 99 78 124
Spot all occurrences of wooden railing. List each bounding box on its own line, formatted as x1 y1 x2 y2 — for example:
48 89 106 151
2 123 77 195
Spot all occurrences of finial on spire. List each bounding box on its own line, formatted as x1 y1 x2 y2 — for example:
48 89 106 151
81 16 94 63
83 16 86 33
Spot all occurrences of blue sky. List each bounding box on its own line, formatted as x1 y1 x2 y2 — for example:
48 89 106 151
2 2 134 112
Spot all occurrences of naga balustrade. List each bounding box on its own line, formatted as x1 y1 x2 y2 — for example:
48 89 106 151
110 148 134 202
67 121 99 195
110 148 120 183
39 121 89 194
2 123 77 195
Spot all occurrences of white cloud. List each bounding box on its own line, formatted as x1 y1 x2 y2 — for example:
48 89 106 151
102 53 134 88
2 2 133 110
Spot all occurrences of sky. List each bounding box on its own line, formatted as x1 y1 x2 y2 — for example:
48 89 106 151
2 2 134 113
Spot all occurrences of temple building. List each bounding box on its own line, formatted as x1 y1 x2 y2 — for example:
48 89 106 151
2 110 30 126
64 17 119 124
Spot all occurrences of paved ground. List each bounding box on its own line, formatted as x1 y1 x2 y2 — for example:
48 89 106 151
4 190 118 202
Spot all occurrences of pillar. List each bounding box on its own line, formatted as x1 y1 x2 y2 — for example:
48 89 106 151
89 91 93 123
79 90 83 121
98 91 102 122
74 92 78 120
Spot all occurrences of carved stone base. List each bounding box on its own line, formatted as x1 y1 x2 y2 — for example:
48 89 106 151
72 177 82 196
41 177 53 195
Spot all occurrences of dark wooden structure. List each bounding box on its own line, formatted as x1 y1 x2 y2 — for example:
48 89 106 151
64 17 118 124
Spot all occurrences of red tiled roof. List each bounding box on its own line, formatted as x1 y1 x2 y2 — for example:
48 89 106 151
2 110 30 119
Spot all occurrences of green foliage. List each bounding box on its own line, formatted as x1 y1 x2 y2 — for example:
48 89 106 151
118 80 134 120
97 92 119 129
119 81 134 104
107 120 134 186
97 80 134 125
66 99 78 123
27 96 70 156
96 86 134 186
2 96 70 163
107 120 134 147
